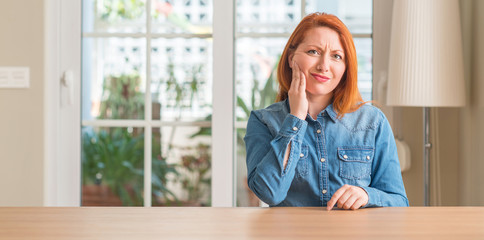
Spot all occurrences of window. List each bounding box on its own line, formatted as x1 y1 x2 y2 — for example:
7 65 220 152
77 0 372 207
81 0 213 206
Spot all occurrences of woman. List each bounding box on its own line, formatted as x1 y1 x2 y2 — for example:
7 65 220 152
244 13 409 210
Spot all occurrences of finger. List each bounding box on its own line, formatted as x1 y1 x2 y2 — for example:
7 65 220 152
326 185 349 210
341 195 358 210
327 192 342 211
299 68 306 90
290 61 300 91
336 189 352 209
350 198 367 210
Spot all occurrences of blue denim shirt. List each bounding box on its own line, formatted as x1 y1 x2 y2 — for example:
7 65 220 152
244 99 409 207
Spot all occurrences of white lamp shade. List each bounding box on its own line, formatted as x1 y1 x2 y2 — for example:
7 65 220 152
387 0 466 107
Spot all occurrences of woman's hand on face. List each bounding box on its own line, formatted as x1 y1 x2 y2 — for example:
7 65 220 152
288 60 309 120
326 184 369 211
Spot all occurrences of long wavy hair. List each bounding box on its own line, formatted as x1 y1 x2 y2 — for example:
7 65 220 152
276 12 364 118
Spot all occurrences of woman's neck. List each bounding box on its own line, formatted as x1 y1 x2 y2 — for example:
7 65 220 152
307 92 333 119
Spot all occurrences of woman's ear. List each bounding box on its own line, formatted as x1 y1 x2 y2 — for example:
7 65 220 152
288 54 294 68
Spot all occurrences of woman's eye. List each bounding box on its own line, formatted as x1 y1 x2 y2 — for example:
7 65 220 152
333 54 343 60
307 50 319 55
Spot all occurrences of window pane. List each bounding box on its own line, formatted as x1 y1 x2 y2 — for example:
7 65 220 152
151 0 213 34
151 38 212 121
306 0 373 34
235 37 285 122
355 38 373 101
82 37 146 120
151 126 212 206
236 0 301 33
81 127 144 206
82 0 147 33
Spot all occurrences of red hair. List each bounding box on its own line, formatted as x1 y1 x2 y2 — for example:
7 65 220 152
276 12 364 118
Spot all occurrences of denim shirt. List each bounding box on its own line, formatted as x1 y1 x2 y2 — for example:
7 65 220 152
244 99 409 207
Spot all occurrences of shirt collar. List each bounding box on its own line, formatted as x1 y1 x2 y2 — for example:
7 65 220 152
283 99 338 122
323 103 338 122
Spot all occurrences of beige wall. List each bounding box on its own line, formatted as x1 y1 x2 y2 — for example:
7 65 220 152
399 108 423 205
460 0 484 205
400 107 461 206
0 0 44 206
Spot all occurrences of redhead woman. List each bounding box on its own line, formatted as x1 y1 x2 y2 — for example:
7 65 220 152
244 13 408 210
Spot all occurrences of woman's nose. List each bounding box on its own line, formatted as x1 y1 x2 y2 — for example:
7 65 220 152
316 56 329 72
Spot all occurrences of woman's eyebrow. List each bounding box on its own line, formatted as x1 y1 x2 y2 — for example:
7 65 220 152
305 44 344 53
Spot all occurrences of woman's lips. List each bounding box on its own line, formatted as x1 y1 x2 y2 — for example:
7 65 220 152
311 73 330 83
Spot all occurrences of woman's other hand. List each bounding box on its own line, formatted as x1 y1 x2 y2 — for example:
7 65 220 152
288 60 309 120
326 184 369 210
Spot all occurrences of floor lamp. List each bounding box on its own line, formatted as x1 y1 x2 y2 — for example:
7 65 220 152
386 0 466 206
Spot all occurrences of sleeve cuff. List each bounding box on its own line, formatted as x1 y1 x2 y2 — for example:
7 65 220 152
360 186 382 208
278 114 307 142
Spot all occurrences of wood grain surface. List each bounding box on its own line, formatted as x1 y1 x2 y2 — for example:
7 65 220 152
0 207 483 239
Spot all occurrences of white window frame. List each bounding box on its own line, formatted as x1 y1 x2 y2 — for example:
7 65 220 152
212 0 235 207
44 0 82 206
45 0 384 207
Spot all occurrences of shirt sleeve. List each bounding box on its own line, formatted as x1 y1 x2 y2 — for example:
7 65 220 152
244 111 307 206
361 112 409 207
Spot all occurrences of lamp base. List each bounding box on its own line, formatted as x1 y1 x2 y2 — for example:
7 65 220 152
423 107 431 206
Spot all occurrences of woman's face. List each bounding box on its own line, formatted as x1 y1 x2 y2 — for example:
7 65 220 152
289 27 346 99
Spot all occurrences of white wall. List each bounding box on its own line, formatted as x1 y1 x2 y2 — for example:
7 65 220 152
0 0 45 206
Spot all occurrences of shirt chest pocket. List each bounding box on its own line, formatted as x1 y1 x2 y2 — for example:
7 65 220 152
337 147 374 180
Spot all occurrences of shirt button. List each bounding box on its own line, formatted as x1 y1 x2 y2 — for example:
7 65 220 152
322 190 327 194
343 155 348 159
316 129 321 134
292 127 298 131
320 158 325 162
366 156 370 160
300 153 304 158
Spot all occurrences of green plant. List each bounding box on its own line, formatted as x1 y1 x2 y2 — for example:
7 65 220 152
157 61 212 206
234 59 279 165
163 62 205 111
82 128 179 206
99 0 145 21
82 58 212 206
82 72 180 206
82 128 178 206
190 57 279 140
177 143 211 206
99 73 145 120
158 61 207 158
238 56 280 119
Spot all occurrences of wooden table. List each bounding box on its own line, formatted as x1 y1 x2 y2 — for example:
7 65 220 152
0 207 483 239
